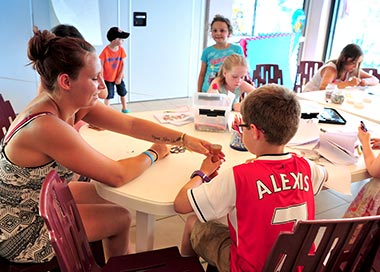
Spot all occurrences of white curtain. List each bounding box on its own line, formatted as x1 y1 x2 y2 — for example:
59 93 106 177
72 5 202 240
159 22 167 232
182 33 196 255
50 0 102 45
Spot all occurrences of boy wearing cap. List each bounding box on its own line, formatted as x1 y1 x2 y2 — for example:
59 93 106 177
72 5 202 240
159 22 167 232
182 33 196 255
100 27 130 113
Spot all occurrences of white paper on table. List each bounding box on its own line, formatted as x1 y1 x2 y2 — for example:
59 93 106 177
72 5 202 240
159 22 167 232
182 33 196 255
317 140 357 165
321 162 352 195
315 131 358 165
154 106 194 126
320 131 357 154
288 118 320 146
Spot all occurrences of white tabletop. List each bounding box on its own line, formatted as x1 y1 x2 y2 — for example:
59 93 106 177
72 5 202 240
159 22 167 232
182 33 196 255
297 85 380 124
79 108 378 251
80 111 253 216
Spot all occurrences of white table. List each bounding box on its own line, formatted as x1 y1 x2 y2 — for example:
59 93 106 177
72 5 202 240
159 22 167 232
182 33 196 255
79 109 377 252
297 85 380 124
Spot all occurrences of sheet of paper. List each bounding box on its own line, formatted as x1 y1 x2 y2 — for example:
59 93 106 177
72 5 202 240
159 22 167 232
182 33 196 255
314 130 358 165
320 131 357 154
317 140 357 165
321 162 352 195
288 118 320 146
154 106 194 126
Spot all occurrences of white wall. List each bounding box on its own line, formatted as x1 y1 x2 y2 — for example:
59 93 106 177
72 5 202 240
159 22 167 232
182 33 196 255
303 0 333 61
0 0 205 112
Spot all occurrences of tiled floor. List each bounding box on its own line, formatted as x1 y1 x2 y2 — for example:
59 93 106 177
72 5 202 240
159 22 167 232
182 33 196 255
110 97 370 254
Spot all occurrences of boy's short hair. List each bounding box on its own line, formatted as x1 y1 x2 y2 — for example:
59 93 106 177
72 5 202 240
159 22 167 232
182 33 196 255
240 84 301 145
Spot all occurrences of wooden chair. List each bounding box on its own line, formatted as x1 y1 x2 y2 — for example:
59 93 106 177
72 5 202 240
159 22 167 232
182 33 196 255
252 64 283 87
293 60 323 93
39 170 205 272
363 68 380 80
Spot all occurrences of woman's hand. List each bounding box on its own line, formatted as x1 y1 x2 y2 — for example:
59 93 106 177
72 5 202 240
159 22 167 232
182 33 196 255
149 143 170 161
182 134 213 156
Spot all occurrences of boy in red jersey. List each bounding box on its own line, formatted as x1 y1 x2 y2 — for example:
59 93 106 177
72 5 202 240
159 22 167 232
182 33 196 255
174 84 329 271
99 27 130 113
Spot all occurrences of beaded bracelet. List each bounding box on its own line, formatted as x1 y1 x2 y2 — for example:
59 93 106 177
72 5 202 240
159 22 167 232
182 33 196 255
147 149 159 162
142 151 155 165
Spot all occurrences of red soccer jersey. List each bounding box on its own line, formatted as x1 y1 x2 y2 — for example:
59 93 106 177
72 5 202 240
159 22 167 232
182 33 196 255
229 155 322 271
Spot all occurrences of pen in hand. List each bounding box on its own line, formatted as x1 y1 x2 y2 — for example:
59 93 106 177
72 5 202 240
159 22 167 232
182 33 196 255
360 121 368 132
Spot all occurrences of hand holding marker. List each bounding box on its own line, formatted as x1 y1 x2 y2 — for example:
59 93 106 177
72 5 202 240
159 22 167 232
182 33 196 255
360 121 368 132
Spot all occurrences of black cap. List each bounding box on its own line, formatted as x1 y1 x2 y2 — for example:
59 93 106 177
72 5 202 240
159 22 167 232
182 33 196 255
106 27 130 41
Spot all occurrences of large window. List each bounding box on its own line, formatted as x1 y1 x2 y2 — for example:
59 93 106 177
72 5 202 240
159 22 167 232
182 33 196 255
229 0 305 89
328 0 380 69
231 0 305 37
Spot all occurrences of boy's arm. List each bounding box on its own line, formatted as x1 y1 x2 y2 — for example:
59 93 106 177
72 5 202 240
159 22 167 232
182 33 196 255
174 176 204 213
115 59 125 84
174 156 222 213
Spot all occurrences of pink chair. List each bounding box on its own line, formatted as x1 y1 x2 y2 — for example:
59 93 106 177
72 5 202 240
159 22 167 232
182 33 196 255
39 170 205 272
252 64 283 87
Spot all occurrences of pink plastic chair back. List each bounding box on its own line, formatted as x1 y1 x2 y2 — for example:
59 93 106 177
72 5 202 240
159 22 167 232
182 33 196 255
294 60 323 92
40 170 204 272
252 64 283 87
39 171 101 272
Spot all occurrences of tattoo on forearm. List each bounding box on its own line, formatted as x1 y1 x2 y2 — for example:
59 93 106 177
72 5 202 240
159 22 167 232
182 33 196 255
152 135 181 143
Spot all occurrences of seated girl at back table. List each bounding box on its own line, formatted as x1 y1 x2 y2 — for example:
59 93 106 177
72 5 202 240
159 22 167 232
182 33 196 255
303 43 379 92
207 54 255 111
0 27 214 264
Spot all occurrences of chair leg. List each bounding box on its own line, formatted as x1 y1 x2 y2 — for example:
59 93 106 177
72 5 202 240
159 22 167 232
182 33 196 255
206 264 219 272
90 240 105 267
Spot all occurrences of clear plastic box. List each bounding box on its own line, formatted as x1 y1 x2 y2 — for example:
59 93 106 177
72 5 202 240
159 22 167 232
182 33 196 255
193 93 232 132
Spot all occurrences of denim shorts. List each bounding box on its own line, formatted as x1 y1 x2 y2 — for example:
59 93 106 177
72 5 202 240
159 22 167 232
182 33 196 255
105 80 127 99
190 220 231 272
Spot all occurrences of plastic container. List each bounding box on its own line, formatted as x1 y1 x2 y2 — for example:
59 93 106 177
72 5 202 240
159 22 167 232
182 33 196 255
331 89 345 104
193 93 232 132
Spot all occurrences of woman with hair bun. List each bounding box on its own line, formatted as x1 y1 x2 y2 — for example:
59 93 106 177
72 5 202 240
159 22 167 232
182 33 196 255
0 27 214 263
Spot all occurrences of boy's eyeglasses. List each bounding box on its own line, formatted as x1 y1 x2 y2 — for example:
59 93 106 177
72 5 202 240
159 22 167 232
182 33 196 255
238 123 265 134
237 123 250 134
238 123 250 129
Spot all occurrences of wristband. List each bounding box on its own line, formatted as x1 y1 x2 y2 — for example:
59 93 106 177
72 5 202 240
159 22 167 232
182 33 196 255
142 151 155 165
190 170 211 183
147 149 159 162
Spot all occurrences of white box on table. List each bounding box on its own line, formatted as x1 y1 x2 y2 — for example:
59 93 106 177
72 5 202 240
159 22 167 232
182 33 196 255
193 92 232 132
